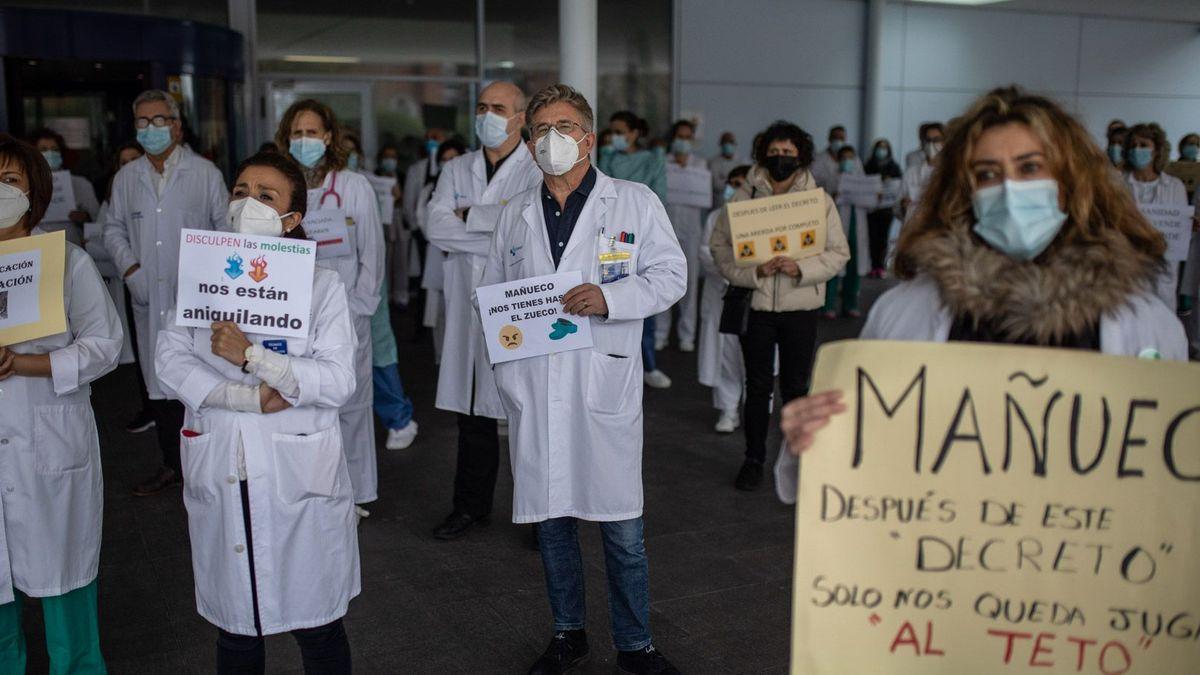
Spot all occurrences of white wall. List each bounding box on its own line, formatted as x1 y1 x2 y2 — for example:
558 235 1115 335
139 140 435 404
677 0 1200 161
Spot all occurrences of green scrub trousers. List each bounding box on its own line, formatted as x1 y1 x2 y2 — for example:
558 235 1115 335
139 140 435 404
824 209 861 314
0 580 106 674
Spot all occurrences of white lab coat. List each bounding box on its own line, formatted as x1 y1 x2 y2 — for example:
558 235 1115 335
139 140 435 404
708 153 746 199
898 161 935 223
85 203 135 364
480 169 687 522
415 182 447 363
904 147 925 169
773 277 1188 504
402 156 437 229
40 175 100 246
426 146 542 419
103 146 228 398
832 171 872 278
155 268 360 636
1125 172 1189 309
307 169 385 504
697 211 744 412
657 154 709 346
0 242 122 604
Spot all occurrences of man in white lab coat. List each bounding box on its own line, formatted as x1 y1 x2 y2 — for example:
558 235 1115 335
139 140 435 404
104 89 228 496
898 122 945 224
402 128 448 232
810 124 853 194
480 84 685 675
708 131 744 203
426 82 542 540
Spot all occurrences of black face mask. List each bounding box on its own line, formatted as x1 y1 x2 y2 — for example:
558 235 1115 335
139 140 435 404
763 155 800 182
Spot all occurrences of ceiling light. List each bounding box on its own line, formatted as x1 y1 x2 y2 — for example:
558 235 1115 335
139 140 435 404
909 0 1010 5
282 55 362 64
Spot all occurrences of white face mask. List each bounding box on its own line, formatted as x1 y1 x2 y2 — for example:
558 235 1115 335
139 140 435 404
475 111 514 149
923 141 943 160
534 128 587 176
228 197 294 237
0 182 30 230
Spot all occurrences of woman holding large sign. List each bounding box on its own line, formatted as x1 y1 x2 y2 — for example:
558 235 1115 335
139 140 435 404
0 133 122 673
156 151 359 672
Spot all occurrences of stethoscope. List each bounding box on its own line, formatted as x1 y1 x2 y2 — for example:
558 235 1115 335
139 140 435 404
318 171 343 209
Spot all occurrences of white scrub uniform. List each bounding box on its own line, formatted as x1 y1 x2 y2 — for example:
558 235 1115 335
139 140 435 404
898 160 935 223
480 169 687 523
85 203 135 364
0 242 122 605
155 268 359 636
40 174 100 246
426 146 542 419
415 182 447 363
1125 172 1188 310
833 170 872 279
657 154 709 347
103 145 229 399
306 169 385 504
697 211 744 413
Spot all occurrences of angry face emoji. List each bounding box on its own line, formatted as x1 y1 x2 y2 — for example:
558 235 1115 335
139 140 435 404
498 325 524 350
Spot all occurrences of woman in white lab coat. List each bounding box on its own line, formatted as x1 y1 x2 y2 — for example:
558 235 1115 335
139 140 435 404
275 99 384 510
0 133 122 674
1122 123 1189 311
30 127 99 246
823 145 872 319
156 150 359 672
415 138 467 365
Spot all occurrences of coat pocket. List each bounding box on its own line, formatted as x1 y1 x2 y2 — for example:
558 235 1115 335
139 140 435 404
180 431 218 503
271 427 342 503
585 352 637 415
33 404 95 473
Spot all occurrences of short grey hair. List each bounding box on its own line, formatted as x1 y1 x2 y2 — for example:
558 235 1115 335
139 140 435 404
132 89 180 118
525 84 593 133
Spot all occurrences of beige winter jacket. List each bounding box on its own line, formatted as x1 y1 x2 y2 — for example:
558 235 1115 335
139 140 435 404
710 166 850 311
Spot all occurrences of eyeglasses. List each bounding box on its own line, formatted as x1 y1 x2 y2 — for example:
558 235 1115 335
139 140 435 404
135 115 177 129
530 120 589 139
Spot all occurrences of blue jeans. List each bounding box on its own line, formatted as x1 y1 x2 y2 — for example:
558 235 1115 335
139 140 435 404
372 364 414 430
537 517 652 651
640 316 657 372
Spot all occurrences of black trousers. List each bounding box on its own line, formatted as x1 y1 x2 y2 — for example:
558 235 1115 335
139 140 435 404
866 209 892 271
738 309 820 464
122 286 152 412
147 398 185 474
453 413 500 518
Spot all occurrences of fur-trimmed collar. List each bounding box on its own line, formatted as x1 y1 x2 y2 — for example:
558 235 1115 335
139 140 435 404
905 227 1162 344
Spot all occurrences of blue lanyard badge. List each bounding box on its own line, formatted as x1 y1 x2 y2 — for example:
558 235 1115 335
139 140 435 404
262 339 288 355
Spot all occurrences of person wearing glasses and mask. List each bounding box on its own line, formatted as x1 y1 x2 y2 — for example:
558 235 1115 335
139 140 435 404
1122 123 1188 312
898 122 945 224
426 82 542 541
480 84 686 675
29 128 99 247
104 89 229 497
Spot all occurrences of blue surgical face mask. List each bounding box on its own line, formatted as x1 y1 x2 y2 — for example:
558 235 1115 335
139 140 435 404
721 142 736 157
1181 144 1199 161
874 146 890 161
42 150 63 171
474 112 512 149
380 157 398 173
1107 145 1124 165
839 159 856 173
829 139 845 154
722 184 736 202
971 179 1067 262
347 152 360 171
671 138 692 156
136 125 172 156
426 139 440 156
609 134 630 152
653 146 666 159
289 137 326 169
1129 146 1154 170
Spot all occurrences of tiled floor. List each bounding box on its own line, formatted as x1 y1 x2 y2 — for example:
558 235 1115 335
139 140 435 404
18 281 882 674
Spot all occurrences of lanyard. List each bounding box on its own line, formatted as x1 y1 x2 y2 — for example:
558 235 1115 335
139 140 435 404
318 171 342 209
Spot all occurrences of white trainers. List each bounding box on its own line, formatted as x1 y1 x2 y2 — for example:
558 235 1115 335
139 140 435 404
643 369 672 389
355 505 371 520
654 337 668 351
386 421 419 450
715 410 740 433
679 341 695 353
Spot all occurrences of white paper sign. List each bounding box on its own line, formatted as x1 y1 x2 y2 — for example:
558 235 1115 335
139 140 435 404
0 249 42 330
364 173 397 226
835 174 883 209
878 178 902 209
304 209 354 260
1138 203 1194 262
45 171 76 223
666 163 713 209
175 229 316 339
476 270 594 365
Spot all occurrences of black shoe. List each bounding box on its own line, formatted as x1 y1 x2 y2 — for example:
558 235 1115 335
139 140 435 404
617 645 680 674
125 409 156 434
528 630 589 674
735 460 764 491
132 466 182 497
432 512 489 540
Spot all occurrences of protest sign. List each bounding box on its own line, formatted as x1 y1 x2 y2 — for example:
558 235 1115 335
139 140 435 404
303 210 354 261
790 340 1200 674
364 173 397 226
175 229 316 339
1137 203 1193 262
879 178 903 209
666 163 713 209
836 174 883 209
727 188 827 267
476 270 594 365
45 170 76 223
0 230 66 344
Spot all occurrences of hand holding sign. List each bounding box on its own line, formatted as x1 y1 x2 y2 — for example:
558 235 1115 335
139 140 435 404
780 390 846 453
561 283 608 317
210 321 252 366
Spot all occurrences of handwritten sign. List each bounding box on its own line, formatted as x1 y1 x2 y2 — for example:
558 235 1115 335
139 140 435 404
879 178 903 209
303 209 354 261
726 188 828 267
666 163 713 209
175 229 316 339
836 174 883 209
790 340 1200 674
0 230 66 344
364 173 397 226
45 171 76 223
1137 203 1193 262
475 270 594 364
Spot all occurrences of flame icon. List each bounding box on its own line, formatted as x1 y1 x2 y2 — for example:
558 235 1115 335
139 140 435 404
249 256 268 283
224 253 244 280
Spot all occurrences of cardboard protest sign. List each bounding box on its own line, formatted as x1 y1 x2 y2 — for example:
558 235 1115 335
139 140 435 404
175 229 316 339
836 174 883 209
45 170 76 223
727 188 827 267
476 270 594 365
0 230 66 344
364 173 397 226
303 210 354 261
1137 203 1193 262
666 163 713 209
791 340 1200 674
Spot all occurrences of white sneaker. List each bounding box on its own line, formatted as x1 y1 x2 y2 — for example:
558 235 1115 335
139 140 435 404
654 337 668 351
355 505 371 520
679 341 695 353
643 369 672 389
386 421 419 450
715 410 740 433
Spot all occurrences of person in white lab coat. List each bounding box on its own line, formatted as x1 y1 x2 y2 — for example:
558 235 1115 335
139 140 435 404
374 144 411 305
30 127 99 247
0 133 122 675
897 122 944 224
823 145 872 318
415 139 467 366
708 131 745 202
1122 122 1189 311
426 82 543 541
87 142 145 367
104 89 229 496
809 124 853 194
698 165 750 434
274 99 385 512
480 84 686 675
903 121 939 169
402 128 448 232
156 150 358 672
656 118 708 352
